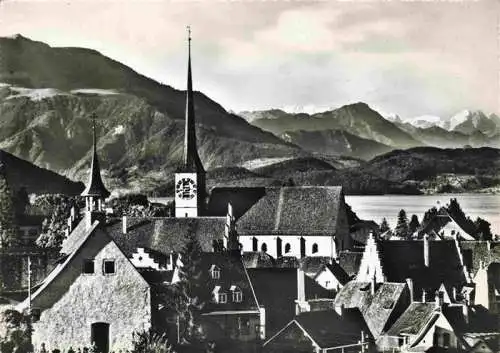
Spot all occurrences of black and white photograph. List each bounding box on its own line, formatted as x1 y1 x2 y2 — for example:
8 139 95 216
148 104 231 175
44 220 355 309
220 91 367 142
0 0 499 352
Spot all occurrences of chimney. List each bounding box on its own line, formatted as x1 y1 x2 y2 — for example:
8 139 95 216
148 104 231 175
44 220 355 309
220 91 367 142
70 206 76 221
435 291 444 309
452 287 457 302
122 216 127 234
370 274 376 295
335 304 344 316
423 234 430 267
297 267 306 303
406 278 414 302
486 240 491 252
422 290 427 303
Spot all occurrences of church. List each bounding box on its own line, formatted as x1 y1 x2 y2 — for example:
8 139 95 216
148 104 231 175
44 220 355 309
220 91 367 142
16 31 352 352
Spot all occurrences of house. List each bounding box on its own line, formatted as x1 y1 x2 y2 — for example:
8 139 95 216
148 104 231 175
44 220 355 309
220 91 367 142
263 309 371 353
247 267 333 338
380 302 465 352
418 207 476 240
312 261 350 291
472 262 500 314
234 186 352 259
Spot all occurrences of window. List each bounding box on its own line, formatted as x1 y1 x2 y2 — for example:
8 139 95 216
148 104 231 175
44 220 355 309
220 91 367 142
285 243 291 253
231 285 243 302
103 260 115 275
238 316 250 335
442 333 450 348
219 293 227 303
83 260 95 274
312 243 318 254
210 265 221 279
252 237 258 252
261 243 267 252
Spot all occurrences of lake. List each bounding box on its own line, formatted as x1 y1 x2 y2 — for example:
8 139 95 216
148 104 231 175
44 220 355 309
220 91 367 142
345 194 500 236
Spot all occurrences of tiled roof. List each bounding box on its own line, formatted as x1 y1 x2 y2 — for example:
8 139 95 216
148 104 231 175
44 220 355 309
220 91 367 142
237 186 343 235
242 251 276 268
201 252 260 313
206 187 266 220
338 251 363 277
385 302 438 336
378 240 467 299
60 219 98 255
104 217 226 257
459 241 500 276
294 309 369 349
335 282 410 338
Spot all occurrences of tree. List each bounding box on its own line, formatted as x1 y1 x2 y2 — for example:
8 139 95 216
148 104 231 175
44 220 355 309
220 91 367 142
0 309 32 353
379 218 390 233
395 209 409 239
475 217 493 241
132 329 176 353
0 163 18 248
408 214 420 237
35 194 82 249
176 231 209 345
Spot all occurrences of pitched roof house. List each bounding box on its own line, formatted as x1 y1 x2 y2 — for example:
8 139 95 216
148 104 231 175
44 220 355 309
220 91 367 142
263 309 371 353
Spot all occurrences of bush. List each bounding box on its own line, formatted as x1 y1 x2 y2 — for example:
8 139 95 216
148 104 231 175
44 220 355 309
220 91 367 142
132 329 176 353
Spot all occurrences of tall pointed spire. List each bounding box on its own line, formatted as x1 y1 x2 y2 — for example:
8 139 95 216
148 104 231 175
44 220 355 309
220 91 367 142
183 26 204 172
81 114 110 199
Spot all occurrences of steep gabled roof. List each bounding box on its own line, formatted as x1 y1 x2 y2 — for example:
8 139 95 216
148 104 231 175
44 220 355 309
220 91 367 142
338 251 363 277
335 281 410 338
104 217 226 256
237 186 343 236
378 240 467 299
385 302 438 337
201 252 260 313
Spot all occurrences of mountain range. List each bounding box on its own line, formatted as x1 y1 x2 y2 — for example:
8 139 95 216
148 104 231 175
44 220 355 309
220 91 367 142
0 34 498 196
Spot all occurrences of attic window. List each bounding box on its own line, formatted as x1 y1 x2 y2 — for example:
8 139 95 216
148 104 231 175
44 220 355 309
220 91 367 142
83 260 95 274
231 285 243 303
213 286 228 303
103 260 115 275
210 265 221 279
219 293 227 303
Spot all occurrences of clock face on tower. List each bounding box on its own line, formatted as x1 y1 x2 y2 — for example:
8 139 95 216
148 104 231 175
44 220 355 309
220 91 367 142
176 177 197 200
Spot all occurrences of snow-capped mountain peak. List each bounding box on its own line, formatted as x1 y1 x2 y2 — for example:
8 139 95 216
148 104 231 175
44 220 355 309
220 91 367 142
405 115 448 129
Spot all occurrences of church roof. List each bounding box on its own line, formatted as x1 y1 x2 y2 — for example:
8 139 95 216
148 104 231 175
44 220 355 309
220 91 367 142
206 187 266 219
104 216 226 257
237 186 343 236
80 117 110 198
181 30 204 174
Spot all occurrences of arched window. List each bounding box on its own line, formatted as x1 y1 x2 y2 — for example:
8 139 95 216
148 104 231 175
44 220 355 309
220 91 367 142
285 243 291 254
312 243 318 254
252 237 258 252
231 285 243 303
261 243 267 252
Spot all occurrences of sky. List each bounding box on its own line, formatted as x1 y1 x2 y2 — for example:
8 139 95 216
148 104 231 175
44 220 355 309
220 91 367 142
0 0 499 119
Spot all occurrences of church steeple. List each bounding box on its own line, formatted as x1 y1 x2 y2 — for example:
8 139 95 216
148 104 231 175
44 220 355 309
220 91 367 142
81 114 110 214
175 27 206 218
183 26 204 173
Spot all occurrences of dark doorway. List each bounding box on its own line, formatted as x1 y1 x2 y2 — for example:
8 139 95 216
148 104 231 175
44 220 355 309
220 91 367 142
91 322 109 353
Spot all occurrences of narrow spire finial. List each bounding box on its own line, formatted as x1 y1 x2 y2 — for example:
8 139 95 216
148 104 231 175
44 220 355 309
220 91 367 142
187 25 191 42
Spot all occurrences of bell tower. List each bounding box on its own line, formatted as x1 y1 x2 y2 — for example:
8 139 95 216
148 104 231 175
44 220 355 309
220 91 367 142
175 26 206 218
81 114 110 227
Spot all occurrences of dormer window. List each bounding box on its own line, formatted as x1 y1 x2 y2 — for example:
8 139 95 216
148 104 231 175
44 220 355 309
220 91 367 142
210 265 221 279
230 285 243 303
212 286 227 303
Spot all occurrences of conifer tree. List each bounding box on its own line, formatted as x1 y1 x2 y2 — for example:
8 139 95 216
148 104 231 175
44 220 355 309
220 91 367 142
379 218 390 233
0 163 17 248
176 230 208 344
395 209 409 239
408 214 420 238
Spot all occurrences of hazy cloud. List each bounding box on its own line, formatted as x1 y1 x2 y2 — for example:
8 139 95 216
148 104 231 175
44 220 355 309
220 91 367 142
0 0 498 118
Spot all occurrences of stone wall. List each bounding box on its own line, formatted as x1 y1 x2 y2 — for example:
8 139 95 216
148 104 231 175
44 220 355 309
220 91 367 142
31 230 151 352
